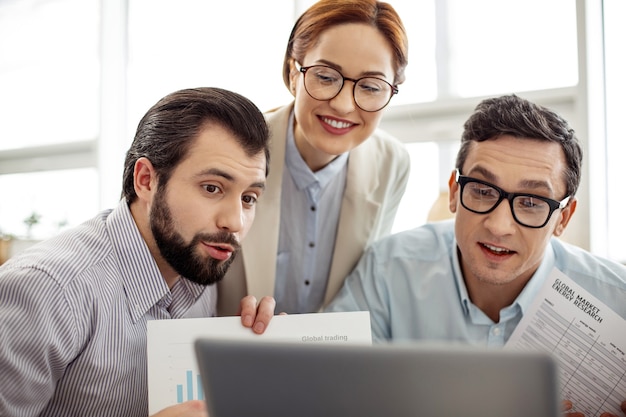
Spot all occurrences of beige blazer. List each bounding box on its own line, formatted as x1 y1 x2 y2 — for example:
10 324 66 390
217 103 410 315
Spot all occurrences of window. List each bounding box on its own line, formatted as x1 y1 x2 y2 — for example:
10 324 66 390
1 0 619 263
391 141 451 234
0 0 99 243
127 0 296 123
445 0 578 97
0 0 99 150
0 169 98 239
604 0 626 262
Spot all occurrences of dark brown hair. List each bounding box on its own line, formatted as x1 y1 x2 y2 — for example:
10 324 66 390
456 94 582 197
121 87 270 203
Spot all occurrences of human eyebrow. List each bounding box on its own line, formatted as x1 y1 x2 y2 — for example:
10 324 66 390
517 179 554 195
466 166 497 182
469 166 554 195
314 59 341 71
196 168 265 192
249 181 266 191
315 59 390 80
196 168 234 182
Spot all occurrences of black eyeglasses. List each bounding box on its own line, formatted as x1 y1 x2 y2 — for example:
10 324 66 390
297 64 398 112
455 169 571 228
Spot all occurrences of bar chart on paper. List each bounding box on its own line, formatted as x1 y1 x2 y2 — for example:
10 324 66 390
148 339 205 412
176 370 203 403
147 312 372 414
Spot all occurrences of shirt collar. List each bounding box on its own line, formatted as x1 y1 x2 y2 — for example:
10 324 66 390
451 241 471 315
107 200 206 322
515 242 556 314
285 110 349 195
166 278 207 318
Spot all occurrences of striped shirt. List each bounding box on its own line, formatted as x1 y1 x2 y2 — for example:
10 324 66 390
0 200 216 417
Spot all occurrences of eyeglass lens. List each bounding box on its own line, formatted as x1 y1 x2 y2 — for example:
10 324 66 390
302 66 394 112
462 181 553 227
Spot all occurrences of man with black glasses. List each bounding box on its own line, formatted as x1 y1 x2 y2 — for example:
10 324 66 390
326 94 626 416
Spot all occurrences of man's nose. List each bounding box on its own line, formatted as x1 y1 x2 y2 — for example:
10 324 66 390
216 198 244 233
483 199 516 235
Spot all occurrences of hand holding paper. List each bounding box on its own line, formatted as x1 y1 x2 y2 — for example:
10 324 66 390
506 268 626 417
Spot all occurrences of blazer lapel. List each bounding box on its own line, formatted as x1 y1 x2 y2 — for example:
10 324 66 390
323 142 380 306
241 104 292 298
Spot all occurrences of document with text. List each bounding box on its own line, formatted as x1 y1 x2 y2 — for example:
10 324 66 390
147 311 371 414
506 268 626 416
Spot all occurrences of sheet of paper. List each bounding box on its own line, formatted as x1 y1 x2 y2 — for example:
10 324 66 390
147 311 371 414
506 268 626 416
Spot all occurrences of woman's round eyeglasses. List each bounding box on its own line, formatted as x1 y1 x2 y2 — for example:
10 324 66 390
297 64 398 112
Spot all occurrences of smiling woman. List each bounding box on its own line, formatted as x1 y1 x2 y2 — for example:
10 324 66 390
216 0 412 317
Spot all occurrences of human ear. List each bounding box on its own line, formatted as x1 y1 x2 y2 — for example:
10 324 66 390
448 170 459 213
553 198 577 237
133 157 158 202
288 59 298 96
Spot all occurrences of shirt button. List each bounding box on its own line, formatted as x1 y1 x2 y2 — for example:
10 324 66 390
492 327 502 336
309 242 315 248
310 206 316 211
305 280 310 286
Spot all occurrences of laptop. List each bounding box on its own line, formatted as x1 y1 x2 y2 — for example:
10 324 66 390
194 338 560 417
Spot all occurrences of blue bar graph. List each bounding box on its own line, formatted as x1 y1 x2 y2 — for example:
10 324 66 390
186 370 192 400
176 384 183 403
176 370 203 403
197 375 203 400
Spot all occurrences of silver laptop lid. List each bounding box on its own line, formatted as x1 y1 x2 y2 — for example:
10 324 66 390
194 338 559 417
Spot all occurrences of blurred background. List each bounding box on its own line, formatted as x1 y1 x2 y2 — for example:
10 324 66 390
0 0 624 264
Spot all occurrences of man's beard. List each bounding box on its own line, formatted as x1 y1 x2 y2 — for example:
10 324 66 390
150 190 240 286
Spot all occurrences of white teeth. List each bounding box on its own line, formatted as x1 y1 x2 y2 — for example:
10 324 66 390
484 244 510 253
322 117 352 129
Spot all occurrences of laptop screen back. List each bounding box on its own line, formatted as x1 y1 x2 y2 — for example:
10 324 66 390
194 338 559 417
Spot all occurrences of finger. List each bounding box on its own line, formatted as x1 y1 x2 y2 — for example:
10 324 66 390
150 400 207 417
598 400 626 417
562 399 573 411
562 399 586 417
251 296 276 334
238 295 258 328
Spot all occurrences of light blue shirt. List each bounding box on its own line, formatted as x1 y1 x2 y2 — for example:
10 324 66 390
274 112 348 313
325 220 626 345
0 200 216 417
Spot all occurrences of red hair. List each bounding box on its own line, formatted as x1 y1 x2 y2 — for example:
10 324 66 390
282 0 409 90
